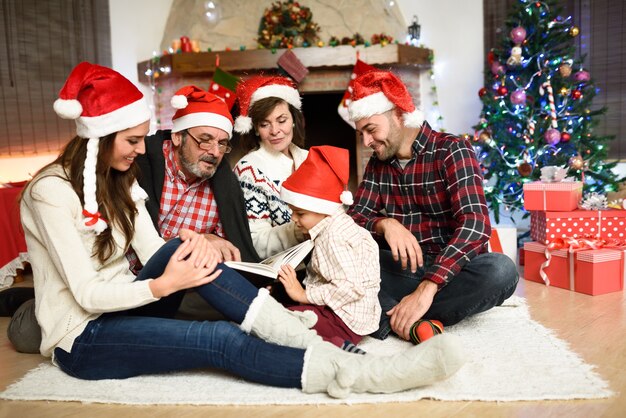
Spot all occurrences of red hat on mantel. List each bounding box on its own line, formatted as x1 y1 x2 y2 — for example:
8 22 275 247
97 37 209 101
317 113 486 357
170 85 234 138
53 62 151 235
234 75 301 134
281 146 353 215
348 70 424 128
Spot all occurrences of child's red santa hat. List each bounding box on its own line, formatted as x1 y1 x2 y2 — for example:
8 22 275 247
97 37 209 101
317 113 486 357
170 85 234 138
280 146 353 216
234 75 301 134
348 70 424 128
53 62 151 234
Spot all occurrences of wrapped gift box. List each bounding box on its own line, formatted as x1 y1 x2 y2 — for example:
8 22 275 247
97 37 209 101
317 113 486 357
523 241 570 289
574 249 624 296
488 226 517 264
530 209 626 244
523 181 583 211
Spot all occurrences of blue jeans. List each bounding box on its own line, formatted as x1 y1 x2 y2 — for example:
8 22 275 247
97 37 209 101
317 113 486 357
54 239 305 386
371 250 519 340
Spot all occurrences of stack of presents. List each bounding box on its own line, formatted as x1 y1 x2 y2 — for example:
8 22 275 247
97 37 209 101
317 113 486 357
522 170 626 296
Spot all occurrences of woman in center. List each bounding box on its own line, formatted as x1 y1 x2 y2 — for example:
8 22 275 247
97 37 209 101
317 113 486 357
233 75 308 259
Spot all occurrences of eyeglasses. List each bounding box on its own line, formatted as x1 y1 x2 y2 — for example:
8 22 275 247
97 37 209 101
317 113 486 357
185 130 232 154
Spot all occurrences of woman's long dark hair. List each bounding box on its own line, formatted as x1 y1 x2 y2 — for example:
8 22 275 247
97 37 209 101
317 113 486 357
23 134 139 264
240 96 306 154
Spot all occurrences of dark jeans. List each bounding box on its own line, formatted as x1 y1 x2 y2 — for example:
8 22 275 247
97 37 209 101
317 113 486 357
54 239 305 386
371 250 519 340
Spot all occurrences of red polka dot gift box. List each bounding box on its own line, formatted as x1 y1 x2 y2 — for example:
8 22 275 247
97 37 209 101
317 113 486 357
530 209 626 245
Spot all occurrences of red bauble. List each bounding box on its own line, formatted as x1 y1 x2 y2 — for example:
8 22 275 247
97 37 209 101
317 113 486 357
572 89 583 100
497 86 508 96
479 87 487 97
561 132 571 142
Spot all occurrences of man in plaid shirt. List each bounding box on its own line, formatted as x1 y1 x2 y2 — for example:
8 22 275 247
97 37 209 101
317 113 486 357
346 70 518 343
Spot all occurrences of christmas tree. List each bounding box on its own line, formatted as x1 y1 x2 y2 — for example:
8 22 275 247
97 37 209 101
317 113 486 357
473 0 623 222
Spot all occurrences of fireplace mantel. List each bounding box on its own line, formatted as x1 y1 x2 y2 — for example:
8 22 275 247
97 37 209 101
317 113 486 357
136 44 431 184
137 44 431 93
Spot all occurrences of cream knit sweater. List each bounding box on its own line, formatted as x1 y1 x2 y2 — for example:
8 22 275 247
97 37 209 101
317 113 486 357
20 166 164 357
233 143 308 259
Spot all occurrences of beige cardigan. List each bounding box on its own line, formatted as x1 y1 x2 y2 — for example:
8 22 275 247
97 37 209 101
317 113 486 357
20 166 164 357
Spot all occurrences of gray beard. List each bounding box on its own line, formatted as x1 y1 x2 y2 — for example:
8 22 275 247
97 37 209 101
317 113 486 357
180 150 218 180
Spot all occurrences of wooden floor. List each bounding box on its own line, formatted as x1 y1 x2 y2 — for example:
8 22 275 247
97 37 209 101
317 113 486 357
1 272 625 418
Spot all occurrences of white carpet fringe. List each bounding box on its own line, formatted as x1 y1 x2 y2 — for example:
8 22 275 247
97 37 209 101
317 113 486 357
0 296 614 405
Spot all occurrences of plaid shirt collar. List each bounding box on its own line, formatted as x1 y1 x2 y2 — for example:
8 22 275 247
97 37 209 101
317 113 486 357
413 121 435 155
386 121 434 170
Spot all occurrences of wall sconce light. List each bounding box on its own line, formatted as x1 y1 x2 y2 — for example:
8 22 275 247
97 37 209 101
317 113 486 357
408 15 421 42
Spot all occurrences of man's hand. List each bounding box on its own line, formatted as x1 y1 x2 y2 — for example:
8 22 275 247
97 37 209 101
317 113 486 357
386 280 438 341
204 234 241 262
377 218 423 272
277 265 308 304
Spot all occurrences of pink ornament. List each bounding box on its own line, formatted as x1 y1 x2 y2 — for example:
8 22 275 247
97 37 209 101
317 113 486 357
544 128 561 145
573 70 590 82
510 89 526 105
490 61 505 75
510 26 527 44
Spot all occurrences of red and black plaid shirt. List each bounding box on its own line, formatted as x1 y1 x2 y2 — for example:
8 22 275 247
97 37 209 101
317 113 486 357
348 122 491 288
158 140 224 239
126 141 223 273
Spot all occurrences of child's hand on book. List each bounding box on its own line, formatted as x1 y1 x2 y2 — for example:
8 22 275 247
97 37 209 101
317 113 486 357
277 265 308 304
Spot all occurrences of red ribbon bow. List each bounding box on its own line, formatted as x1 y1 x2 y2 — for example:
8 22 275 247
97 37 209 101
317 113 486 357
82 209 106 226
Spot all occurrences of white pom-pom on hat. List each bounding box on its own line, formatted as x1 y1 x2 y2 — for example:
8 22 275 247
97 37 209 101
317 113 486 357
234 115 253 134
170 94 188 109
53 98 83 119
340 190 354 205
280 146 352 216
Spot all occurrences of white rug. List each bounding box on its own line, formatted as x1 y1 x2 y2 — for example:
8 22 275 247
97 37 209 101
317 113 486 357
0 296 613 405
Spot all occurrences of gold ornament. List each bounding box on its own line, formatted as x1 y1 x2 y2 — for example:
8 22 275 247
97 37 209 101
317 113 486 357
559 87 570 96
570 26 580 37
479 131 491 142
568 155 584 170
559 63 572 77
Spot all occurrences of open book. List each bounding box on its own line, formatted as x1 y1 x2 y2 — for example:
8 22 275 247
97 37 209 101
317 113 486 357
225 239 314 280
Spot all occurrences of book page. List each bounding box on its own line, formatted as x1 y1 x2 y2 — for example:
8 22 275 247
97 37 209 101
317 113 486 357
262 239 313 268
224 240 313 280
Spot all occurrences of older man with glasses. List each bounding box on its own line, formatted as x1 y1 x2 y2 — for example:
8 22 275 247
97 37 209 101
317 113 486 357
6 85 263 353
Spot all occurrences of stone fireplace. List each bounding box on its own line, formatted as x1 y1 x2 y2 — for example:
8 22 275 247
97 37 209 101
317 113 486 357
137 44 431 190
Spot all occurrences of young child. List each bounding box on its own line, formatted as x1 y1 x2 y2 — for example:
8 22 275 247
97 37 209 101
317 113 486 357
278 145 381 352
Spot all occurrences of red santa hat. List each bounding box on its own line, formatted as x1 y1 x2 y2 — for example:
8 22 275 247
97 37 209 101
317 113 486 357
53 62 151 234
170 85 234 138
337 59 378 128
234 75 301 134
348 70 423 128
280 146 353 216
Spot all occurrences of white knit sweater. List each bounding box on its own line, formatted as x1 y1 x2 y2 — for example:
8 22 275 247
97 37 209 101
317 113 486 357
20 166 164 357
233 143 308 259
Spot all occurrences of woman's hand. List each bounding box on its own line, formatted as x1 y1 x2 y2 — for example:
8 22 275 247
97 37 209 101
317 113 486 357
150 230 222 298
178 228 222 270
277 265 308 304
